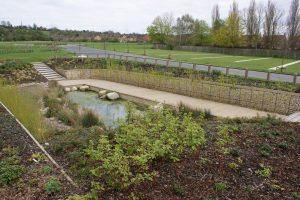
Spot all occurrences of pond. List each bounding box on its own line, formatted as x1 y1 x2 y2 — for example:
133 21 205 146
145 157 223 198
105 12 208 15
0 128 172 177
67 91 133 128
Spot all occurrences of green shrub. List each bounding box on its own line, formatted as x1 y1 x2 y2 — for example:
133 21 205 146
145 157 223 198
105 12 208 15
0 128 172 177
45 177 62 195
86 109 206 191
228 162 239 170
277 142 289 150
81 111 99 128
229 147 241 157
0 147 24 186
0 61 32 73
42 165 52 175
214 182 227 193
255 164 272 178
259 144 273 157
173 182 186 196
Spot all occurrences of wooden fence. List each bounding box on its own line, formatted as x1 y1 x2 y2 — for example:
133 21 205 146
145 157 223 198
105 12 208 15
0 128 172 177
62 69 300 115
74 52 300 84
154 44 300 60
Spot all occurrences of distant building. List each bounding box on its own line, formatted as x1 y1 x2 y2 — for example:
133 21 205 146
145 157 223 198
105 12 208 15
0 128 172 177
94 35 102 41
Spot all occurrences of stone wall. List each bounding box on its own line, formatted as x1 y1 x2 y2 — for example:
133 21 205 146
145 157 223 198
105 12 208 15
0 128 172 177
62 69 300 115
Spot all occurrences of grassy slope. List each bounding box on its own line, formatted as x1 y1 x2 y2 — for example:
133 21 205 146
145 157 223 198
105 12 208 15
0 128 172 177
83 42 300 74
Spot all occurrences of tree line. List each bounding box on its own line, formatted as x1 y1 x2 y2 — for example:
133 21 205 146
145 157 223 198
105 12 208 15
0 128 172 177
0 22 145 42
147 0 300 50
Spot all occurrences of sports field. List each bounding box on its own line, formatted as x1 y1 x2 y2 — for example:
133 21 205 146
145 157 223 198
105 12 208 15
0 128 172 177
0 42 71 62
83 42 300 74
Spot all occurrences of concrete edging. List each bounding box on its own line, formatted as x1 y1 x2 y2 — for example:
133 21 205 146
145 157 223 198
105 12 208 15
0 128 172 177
0 101 78 188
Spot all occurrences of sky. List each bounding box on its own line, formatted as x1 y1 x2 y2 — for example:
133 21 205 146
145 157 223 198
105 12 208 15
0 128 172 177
0 0 291 33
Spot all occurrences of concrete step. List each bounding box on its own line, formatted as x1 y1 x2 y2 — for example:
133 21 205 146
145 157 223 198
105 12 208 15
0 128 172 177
285 112 300 122
33 62 65 81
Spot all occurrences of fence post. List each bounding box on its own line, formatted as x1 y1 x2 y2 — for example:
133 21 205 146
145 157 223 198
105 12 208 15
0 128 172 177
179 62 182 68
226 67 229 75
97 54 99 58
267 71 271 82
144 58 146 64
293 73 298 84
245 68 249 79
155 59 158 66
166 60 170 67
126 56 128 61
208 65 211 74
193 64 196 70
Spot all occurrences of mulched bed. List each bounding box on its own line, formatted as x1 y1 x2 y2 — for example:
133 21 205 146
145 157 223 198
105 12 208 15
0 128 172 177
0 105 79 200
101 119 300 200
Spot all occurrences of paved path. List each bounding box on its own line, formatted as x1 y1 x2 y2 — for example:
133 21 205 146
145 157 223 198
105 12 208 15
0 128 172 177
33 62 65 81
57 79 284 119
62 45 300 84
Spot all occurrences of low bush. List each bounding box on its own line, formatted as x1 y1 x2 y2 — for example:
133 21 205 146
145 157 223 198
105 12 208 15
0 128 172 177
86 108 206 191
0 60 32 73
259 144 273 157
45 177 62 195
0 147 24 186
214 182 227 193
255 164 272 178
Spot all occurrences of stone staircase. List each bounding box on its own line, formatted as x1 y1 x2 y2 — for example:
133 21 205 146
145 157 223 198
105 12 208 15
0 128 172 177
285 112 300 123
33 62 65 81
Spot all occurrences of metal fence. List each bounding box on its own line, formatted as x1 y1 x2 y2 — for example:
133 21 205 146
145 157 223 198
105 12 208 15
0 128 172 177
71 52 300 84
63 69 300 115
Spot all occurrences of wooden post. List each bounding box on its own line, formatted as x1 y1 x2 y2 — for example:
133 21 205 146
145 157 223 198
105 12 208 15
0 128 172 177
193 64 196 70
144 58 146 64
97 54 99 58
226 67 229 75
166 60 170 67
126 56 128 61
293 73 298 84
267 71 271 82
179 62 182 68
245 68 249 79
155 59 158 66
208 65 212 74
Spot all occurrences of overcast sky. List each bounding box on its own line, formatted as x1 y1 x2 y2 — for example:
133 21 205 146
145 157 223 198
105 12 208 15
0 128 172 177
0 0 291 33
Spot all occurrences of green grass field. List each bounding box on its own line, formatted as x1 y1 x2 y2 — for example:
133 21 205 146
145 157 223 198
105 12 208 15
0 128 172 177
0 42 71 62
83 42 300 74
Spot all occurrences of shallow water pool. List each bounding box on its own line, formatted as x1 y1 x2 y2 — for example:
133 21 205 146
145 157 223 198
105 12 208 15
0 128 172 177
67 91 130 127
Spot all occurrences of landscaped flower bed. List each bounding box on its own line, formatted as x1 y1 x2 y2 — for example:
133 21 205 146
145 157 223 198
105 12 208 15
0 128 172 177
0 104 80 199
45 100 300 199
1 75 299 199
0 61 46 84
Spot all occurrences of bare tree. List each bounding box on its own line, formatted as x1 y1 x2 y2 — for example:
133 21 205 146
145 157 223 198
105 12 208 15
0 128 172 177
287 0 300 49
263 0 283 49
212 4 221 31
244 0 263 47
